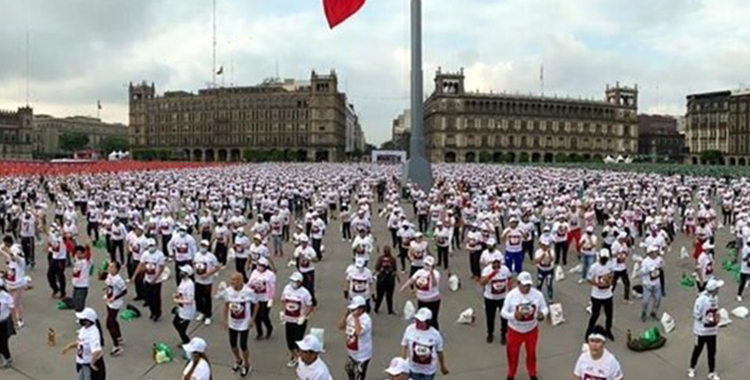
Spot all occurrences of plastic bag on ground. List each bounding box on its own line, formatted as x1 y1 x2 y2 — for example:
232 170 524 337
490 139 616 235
455 308 475 325
568 264 582 274
549 303 565 326
159 266 171 283
554 265 566 282
227 248 236 261
731 306 749 319
631 261 641 280
718 308 732 327
642 327 661 345
448 274 460 292
661 312 675 334
153 342 175 364
214 281 228 299
680 247 689 260
403 300 416 320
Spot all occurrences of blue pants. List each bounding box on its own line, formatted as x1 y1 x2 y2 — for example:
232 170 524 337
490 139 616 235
505 250 523 274
581 254 596 280
410 372 436 380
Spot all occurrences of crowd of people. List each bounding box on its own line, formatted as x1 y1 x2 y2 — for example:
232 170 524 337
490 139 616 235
0 163 747 380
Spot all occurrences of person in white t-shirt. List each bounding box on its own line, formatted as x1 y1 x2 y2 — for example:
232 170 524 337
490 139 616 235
534 238 555 301
62 308 104 380
181 337 212 380
133 238 166 321
103 261 127 356
47 225 68 299
578 226 599 284
337 296 373 380
173 265 196 346
688 279 723 380
384 357 411 380
638 246 663 322
400 256 442 330
71 245 93 313
295 334 332 380
695 242 716 292
738 240 750 301
282 272 314 368
399 308 449 380
586 249 615 341
2 237 26 329
501 271 549 380
0 278 15 368
573 325 624 380
479 255 512 344
193 240 221 326
223 272 257 377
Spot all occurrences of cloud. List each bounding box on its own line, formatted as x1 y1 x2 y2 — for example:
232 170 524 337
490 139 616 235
1 0 749 145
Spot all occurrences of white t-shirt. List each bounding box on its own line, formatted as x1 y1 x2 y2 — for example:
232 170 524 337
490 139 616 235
193 252 219 285
346 266 374 299
294 246 316 273
587 262 613 299
401 324 444 375
573 349 624 380
49 235 67 260
126 232 145 261
534 248 555 271
281 284 313 324
141 250 166 284
411 268 441 302
76 325 102 365
225 285 255 331
610 241 629 272
248 269 276 302
296 357 333 380
696 252 715 281
105 274 127 310
692 293 719 336
4 250 26 290
0 291 14 321
182 359 211 380
72 257 92 289
501 287 549 334
640 256 663 287
345 313 373 362
503 227 524 252
481 264 512 300
177 279 196 320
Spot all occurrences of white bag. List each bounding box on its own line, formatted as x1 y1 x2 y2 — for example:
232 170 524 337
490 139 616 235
448 274 460 292
554 265 566 282
214 281 228 299
718 308 732 327
455 308 475 325
661 312 675 334
403 300 416 320
631 261 641 280
680 247 689 260
158 266 171 283
731 306 749 319
549 303 565 326
568 264 582 274
227 247 236 261
309 328 325 349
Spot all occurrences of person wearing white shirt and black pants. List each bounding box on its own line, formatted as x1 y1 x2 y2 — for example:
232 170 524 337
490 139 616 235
738 241 750 301
586 249 615 341
282 272 314 368
338 296 372 380
62 307 106 380
193 240 220 326
103 262 126 356
573 325 624 380
0 278 14 368
501 271 549 380
296 334 332 380
688 278 723 380
223 272 257 377
400 256 441 330
181 337 212 380
133 239 166 321
399 308 449 380
173 265 196 346
479 254 512 345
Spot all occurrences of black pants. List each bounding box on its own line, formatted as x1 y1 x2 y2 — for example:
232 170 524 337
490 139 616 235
229 328 249 350
417 299 441 330
47 258 67 297
342 222 352 240
87 222 100 242
0 318 11 360
195 283 212 319
236 258 248 283
215 243 228 266
282 225 290 242
345 357 370 380
398 247 408 271
21 236 35 266
302 271 317 307
73 287 88 312
418 215 428 232
285 322 307 351
437 246 449 270
254 301 273 337
110 240 125 264
690 335 716 372
587 297 613 338
145 282 162 320
390 228 398 248
374 279 395 314
554 241 568 266
469 250 481 277
739 273 750 296
522 241 534 262
173 315 191 344
312 238 322 261
77 358 106 380
484 298 508 338
612 270 631 300
106 307 122 346
161 234 172 258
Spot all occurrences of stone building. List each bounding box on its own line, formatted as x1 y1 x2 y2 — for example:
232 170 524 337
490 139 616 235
391 109 410 152
424 68 639 163
33 115 128 156
345 103 366 154
686 89 750 165
637 114 685 162
128 70 350 162
0 106 34 160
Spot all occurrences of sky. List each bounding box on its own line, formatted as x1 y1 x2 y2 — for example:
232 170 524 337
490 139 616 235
2 0 750 145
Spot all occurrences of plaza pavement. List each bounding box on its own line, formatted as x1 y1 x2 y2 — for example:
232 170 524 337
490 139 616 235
2 202 749 380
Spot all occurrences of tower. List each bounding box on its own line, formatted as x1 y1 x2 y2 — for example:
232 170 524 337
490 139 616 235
606 82 638 108
128 81 155 148
433 67 465 95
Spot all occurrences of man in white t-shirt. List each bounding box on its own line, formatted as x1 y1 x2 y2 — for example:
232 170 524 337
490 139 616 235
689 279 723 380
338 296 372 380
399 308 449 379
578 226 599 284
479 255 512 345
586 249 615 341
296 334 332 380
573 326 624 380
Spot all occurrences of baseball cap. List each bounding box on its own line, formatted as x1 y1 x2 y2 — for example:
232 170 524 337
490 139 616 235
75 307 98 322
146 238 157 247
348 296 367 310
706 279 725 292
586 226 594 233
200 239 210 247
646 245 659 253
184 337 207 354
415 232 423 238
598 249 610 259
179 265 194 276
385 357 410 376
518 271 533 286
253 234 262 240
299 235 309 242
354 257 367 268
296 334 324 353
258 257 270 267
414 307 433 321
617 232 627 239
424 256 435 267
290 271 303 282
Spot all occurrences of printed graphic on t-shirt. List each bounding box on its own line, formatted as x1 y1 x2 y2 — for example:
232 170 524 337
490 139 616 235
704 308 718 328
616 253 627 264
412 342 433 365
176 244 188 254
345 325 359 350
230 302 246 319
195 263 207 276
285 300 301 317
146 263 157 275
6 268 16 282
649 269 659 280
516 302 537 322
582 373 607 380
352 279 367 293
705 262 714 276
252 280 266 294
415 276 430 291
491 279 508 295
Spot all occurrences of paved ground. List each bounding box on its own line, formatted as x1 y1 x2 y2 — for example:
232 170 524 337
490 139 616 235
2 202 749 380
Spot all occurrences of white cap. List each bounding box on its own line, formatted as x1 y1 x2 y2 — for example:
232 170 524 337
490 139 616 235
146 238 157 247
258 257 270 267
617 232 627 239
354 257 367 268
646 245 659 253
598 249 610 259
179 265 194 276
75 307 98 322
348 295 367 310
200 239 210 247
586 225 595 233
253 234 262 240
415 232 423 238
702 241 715 251
177 224 187 231
385 357 410 376
296 334 324 353
518 271 534 285
509 217 518 223
184 337 207 354
706 278 725 292
299 235 309 242
290 271 303 283
414 307 433 321
424 255 435 267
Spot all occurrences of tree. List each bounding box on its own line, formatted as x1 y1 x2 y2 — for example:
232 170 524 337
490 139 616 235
59 132 90 152
518 152 530 163
700 150 723 165
99 136 129 153
555 153 568 163
479 151 493 163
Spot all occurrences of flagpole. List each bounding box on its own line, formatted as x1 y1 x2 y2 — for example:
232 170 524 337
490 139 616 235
212 0 217 88
404 0 433 191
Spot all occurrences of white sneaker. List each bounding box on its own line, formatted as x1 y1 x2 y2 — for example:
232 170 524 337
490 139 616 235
577 279 585 284
585 305 592 314
195 314 204 322
708 373 720 380
16 320 24 329
687 368 695 378
286 358 298 368
203 318 211 326
737 296 743 302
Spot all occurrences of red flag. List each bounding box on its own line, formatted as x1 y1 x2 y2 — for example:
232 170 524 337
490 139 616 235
323 0 365 29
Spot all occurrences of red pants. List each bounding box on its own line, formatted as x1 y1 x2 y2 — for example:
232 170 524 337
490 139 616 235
693 239 704 260
506 327 539 378
567 229 582 253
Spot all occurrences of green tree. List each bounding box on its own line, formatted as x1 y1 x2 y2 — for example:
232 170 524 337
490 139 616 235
700 150 723 165
479 151 492 163
555 153 568 163
518 152 530 163
59 132 90 152
99 136 129 153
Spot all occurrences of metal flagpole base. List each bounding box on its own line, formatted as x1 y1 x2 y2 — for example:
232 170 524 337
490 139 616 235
402 155 433 192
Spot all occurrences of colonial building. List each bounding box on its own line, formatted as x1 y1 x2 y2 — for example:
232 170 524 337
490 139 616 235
424 68 639 163
0 107 34 160
686 89 750 165
391 109 410 152
129 70 350 162
637 114 685 162
345 103 366 154
33 115 128 156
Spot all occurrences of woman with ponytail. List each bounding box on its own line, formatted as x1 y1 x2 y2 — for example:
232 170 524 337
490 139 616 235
181 337 212 380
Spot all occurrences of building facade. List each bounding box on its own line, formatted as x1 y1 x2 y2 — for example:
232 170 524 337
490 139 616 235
33 115 128 156
424 68 639 163
129 70 350 162
0 107 34 160
391 109 411 152
685 90 750 165
637 114 685 162
345 103 366 154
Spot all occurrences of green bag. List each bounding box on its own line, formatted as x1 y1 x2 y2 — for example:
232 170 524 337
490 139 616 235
680 274 695 288
153 342 175 364
120 310 139 321
642 327 661 345
94 239 106 249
